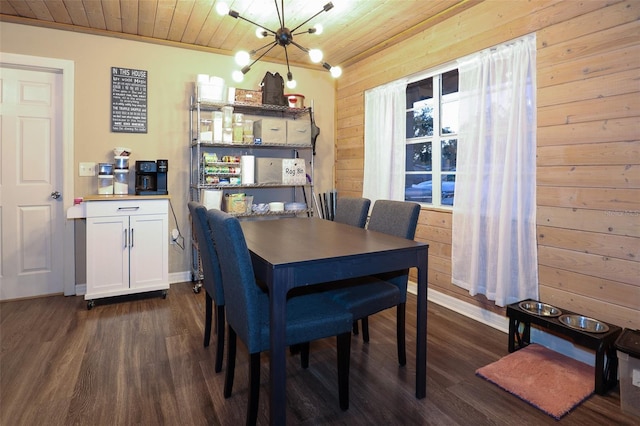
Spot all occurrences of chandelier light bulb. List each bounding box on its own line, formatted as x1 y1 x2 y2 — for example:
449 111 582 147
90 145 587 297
235 50 250 66
308 49 323 63
215 2 229 16
330 66 342 78
313 24 324 35
286 79 297 89
255 28 267 38
232 70 245 83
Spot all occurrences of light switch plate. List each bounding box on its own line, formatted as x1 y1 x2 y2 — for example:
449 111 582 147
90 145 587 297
79 162 96 177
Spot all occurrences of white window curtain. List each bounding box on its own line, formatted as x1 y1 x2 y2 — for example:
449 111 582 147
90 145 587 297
363 79 407 204
451 35 538 307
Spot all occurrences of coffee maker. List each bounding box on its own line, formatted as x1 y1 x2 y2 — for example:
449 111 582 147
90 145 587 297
135 160 168 195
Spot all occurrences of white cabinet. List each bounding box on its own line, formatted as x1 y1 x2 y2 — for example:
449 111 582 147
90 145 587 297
84 198 169 308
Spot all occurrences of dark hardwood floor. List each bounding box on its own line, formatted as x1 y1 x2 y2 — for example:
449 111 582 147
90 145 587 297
1 282 636 425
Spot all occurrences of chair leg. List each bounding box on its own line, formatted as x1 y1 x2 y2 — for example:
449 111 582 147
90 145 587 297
224 326 237 398
300 342 310 369
215 305 225 373
397 303 406 366
204 293 212 348
337 332 351 411
248 352 261 426
352 320 359 335
361 317 370 342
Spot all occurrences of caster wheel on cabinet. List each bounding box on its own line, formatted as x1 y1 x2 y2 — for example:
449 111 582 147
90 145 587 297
87 300 95 310
162 290 168 299
193 285 201 294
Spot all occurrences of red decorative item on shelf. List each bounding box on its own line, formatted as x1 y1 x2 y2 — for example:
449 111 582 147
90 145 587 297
285 94 305 108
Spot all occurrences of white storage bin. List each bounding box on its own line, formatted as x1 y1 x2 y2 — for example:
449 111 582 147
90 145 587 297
255 158 283 184
286 119 312 145
253 118 286 144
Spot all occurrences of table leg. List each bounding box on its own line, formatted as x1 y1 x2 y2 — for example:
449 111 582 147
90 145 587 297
269 269 289 425
415 249 428 399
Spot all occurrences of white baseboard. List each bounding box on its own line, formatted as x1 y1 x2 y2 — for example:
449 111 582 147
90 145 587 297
408 282 597 366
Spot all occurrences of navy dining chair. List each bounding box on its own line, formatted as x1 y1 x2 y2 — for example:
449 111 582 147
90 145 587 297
325 199 420 366
333 197 370 228
206 209 353 425
188 201 225 373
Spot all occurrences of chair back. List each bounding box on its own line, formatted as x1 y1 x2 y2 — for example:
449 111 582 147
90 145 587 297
333 197 371 228
367 200 420 239
206 209 264 352
188 202 224 305
367 200 420 295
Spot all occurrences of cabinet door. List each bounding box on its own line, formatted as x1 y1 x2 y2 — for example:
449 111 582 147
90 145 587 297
86 216 129 297
129 214 168 289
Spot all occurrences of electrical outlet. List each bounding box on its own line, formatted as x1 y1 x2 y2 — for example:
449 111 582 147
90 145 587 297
79 162 96 176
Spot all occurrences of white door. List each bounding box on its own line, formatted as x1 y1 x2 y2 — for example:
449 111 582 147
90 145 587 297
0 66 65 300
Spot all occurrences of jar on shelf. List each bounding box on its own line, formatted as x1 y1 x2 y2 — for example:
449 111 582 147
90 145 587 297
221 106 233 128
233 122 243 143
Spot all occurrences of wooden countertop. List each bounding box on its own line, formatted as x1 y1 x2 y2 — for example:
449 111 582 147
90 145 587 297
82 194 171 201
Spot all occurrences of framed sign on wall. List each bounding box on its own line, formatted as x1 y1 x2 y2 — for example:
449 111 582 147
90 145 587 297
111 67 147 133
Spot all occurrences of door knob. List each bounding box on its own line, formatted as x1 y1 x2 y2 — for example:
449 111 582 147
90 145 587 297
51 191 61 199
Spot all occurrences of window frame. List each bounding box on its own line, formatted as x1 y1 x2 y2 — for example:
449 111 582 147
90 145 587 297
404 61 459 208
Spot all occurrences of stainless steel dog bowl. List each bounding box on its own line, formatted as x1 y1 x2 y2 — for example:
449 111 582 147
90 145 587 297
518 301 562 317
558 314 609 333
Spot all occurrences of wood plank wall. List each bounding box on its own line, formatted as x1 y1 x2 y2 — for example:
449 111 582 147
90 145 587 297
334 0 640 328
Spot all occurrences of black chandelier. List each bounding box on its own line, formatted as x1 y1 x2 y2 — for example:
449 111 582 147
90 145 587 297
216 1 341 89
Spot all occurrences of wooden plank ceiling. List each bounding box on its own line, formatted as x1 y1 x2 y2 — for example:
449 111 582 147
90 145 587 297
0 0 476 69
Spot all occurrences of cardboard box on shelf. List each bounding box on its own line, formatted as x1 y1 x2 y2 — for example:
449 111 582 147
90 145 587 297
235 89 262 105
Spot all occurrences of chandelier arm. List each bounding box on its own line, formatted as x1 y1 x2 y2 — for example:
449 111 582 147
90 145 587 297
290 2 333 33
292 30 313 36
250 40 280 55
247 42 279 70
290 40 310 54
230 11 277 35
283 45 292 75
274 0 284 29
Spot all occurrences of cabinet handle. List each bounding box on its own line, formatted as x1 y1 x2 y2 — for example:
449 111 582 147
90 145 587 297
124 229 128 248
130 228 134 247
118 206 140 211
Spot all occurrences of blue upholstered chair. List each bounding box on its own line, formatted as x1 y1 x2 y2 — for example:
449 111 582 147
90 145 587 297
206 209 353 425
188 201 226 373
333 197 370 228
326 200 420 366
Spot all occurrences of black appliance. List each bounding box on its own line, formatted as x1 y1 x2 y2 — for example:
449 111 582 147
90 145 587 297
135 160 168 195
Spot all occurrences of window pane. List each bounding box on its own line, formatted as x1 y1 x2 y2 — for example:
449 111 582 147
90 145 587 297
406 78 433 109
406 142 432 171
441 69 459 135
405 173 432 203
442 69 458 95
441 175 456 206
441 139 457 171
406 104 434 138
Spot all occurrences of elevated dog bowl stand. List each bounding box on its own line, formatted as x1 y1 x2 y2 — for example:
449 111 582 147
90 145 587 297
507 299 622 395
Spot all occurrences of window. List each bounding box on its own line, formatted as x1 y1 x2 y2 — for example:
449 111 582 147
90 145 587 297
404 68 458 206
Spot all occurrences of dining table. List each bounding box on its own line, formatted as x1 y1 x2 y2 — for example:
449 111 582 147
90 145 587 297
240 217 430 425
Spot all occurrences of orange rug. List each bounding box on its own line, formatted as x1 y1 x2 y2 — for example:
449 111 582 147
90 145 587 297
476 344 594 419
